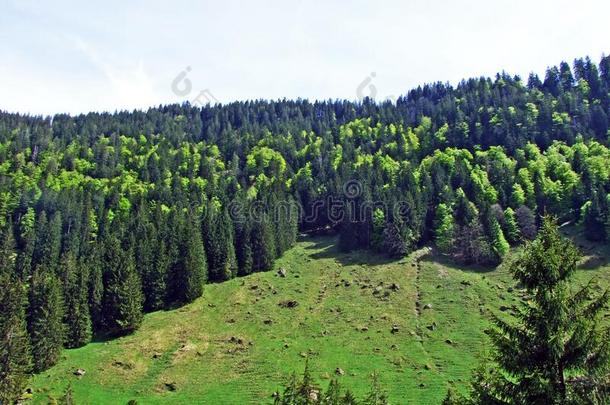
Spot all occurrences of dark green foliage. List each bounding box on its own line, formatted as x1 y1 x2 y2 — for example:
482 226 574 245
514 205 537 240
61 252 92 348
87 251 104 335
471 218 610 404
0 54 610 377
203 205 238 282
0 230 32 403
234 216 254 276
251 218 276 273
179 213 208 303
28 265 65 372
101 234 143 336
584 190 608 242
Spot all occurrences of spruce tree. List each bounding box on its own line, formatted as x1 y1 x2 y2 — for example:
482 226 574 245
87 250 104 335
250 217 276 273
0 230 32 403
102 234 143 336
234 216 253 277
179 216 207 303
28 265 65 372
503 207 521 244
480 217 610 404
61 252 92 348
203 204 238 281
584 190 608 242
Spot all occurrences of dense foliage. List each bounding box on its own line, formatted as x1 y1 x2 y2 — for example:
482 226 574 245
1 55 610 402
446 218 610 404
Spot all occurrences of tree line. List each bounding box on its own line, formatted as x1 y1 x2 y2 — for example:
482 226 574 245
1 55 610 402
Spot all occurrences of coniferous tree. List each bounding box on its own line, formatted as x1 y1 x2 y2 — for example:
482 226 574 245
60 252 92 348
503 207 521 244
251 217 276 273
234 215 253 277
28 265 65 372
87 250 104 335
584 190 608 242
478 218 610 404
0 229 32 403
177 214 207 303
204 204 238 281
102 233 143 336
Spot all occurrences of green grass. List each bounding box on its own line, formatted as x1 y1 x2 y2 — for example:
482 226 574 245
30 231 610 404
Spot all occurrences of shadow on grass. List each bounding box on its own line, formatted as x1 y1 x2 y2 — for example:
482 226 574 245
301 234 397 266
419 248 498 274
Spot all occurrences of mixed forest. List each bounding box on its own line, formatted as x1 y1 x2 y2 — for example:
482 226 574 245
2 55 610 403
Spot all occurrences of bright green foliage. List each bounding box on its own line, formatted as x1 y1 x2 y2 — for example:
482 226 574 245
434 203 455 253
503 207 521 244
489 216 510 259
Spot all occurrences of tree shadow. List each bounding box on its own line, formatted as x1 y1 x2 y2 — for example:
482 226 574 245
418 248 499 274
578 254 610 270
302 234 397 266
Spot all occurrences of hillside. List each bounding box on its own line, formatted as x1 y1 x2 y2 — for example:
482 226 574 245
30 230 610 404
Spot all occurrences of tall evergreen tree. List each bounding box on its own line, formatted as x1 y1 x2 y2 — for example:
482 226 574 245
0 229 32 403
102 233 143 336
28 265 65 372
60 252 92 348
477 218 610 404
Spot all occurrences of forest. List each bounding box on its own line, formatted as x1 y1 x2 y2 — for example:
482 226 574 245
1 55 610 403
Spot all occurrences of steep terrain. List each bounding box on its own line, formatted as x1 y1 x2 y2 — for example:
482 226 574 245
31 231 610 404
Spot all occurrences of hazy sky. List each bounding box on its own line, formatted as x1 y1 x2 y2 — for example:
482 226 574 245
1 0 609 115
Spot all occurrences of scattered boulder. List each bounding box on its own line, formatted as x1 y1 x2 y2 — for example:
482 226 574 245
228 336 245 345
277 268 287 278
73 368 86 377
427 322 437 331
250 285 259 290
460 280 472 287
390 283 400 291
391 325 400 334
360 326 369 332
373 286 383 294
423 303 433 310
499 305 510 312
335 367 345 376
164 382 177 392
279 300 299 308
263 319 273 325
445 339 454 345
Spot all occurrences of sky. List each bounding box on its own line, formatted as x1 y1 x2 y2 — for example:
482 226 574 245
1 0 609 116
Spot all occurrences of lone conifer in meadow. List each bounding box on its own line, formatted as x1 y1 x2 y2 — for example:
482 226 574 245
456 217 610 404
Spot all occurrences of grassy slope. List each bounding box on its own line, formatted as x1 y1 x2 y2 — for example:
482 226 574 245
31 231 610 405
